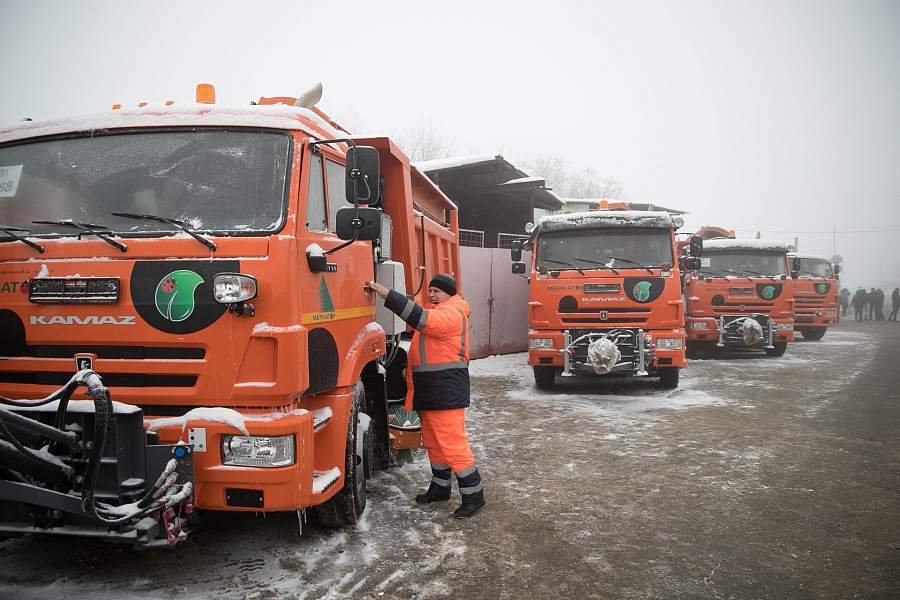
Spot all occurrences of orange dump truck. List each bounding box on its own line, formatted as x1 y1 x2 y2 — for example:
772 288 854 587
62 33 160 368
511 210 694 390
0 84 459 547
788 252 840 340
683 233 796 357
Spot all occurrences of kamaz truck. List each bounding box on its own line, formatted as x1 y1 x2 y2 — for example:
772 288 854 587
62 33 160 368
510 210 694 390
683 237 796 357
788 252 840 340
0 84 459 547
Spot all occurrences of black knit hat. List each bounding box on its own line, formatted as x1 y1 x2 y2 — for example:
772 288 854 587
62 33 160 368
429 273 457 296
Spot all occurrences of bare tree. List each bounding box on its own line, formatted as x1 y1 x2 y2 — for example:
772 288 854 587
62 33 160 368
563 168 626 200
391 118 456 161
517 155 570 190
518 154 627 200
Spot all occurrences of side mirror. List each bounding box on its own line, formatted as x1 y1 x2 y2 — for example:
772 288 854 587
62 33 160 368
512 262 527 275
834 264 841 275
335 206 382 241
510 240 523 262
689 235 703 257
791 257 802 274
345 146 380 205
684 257 701 271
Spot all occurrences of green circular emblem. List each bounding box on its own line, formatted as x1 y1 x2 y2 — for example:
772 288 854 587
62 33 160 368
762 286 775 300
633 281 652 302
155 270 205 322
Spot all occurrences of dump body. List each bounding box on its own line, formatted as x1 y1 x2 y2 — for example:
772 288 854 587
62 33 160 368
788 252 839 340
513 211 687 389
684 238 795 357
0 95 458 546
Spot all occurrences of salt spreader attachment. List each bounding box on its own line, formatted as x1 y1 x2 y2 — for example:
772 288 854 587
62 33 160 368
0 371 196 548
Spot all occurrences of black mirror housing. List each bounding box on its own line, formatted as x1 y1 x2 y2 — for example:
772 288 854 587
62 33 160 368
345 146 380 205
689 235 703 257
335 206 382 241
684 257 702 271
512 262 527 275
510 240 522 262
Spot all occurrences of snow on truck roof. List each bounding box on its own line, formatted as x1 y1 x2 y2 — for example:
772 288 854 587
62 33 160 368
537 210 675 232
702 238 789 252
0 103 346 144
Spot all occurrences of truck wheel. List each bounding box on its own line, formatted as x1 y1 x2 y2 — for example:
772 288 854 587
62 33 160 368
658 367 679 389
533 366 556 390
765 342 788 357
312 380 369 527
799 327 826 340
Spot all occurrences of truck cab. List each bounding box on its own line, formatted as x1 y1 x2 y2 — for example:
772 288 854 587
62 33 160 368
0 86 458 546
512 210 688 389
684 238 795 357
788 252 840 340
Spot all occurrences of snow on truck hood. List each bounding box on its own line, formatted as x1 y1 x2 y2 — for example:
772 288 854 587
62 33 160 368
0 103 346 144
537 210 675 231
702 238 789 252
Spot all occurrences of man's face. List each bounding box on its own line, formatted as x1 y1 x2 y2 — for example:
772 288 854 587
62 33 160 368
428 286 450 305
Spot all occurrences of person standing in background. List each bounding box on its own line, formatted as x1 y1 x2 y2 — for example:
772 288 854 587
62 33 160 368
852 287 868 321
840 288 850 317
873 288 885 321
889 288 900 322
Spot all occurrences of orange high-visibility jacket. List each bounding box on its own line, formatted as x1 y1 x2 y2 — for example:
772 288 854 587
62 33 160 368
382 290 471 411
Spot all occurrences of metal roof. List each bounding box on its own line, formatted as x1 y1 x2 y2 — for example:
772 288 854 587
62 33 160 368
416 154 564 211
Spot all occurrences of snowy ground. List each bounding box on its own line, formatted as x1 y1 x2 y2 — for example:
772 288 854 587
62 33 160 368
1 325 895 599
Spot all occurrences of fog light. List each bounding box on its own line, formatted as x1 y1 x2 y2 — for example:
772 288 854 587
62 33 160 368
776 322 794 330
690 321 709 330
214 273 258 303
222 434 294 467
656 338 683 350
530 338 554 349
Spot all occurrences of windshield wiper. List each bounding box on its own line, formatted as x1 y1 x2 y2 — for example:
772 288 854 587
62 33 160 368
721 269 754 281
573 257 619 274
606 256 653 274
0 225 46 253
741 268 777 282
542 259 584 275
32 220 127 252
112 212 217 251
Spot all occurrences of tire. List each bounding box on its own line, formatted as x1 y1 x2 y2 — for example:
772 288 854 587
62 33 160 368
533 366 556 390
658 366 680 389
312 380 369 527
765 342 788 357
799 327 826 341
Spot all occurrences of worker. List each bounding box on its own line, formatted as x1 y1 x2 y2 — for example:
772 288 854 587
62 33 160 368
368 274 486 518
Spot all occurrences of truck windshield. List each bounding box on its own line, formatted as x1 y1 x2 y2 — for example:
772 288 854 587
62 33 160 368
699 251 787 278
797 258 833 278
0 129 291 237
535 228 673 271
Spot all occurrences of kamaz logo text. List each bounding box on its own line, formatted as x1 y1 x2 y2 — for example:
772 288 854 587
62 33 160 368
30 315 137 325
582 297 623 302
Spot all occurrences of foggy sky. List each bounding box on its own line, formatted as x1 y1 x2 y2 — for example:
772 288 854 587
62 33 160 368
2 0 898 290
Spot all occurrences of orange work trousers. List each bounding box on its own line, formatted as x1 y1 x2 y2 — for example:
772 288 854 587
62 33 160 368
419 408 475 473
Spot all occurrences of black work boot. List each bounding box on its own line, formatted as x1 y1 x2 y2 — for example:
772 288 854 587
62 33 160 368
453 465 485 518
415 462 451 504
453 499 486 518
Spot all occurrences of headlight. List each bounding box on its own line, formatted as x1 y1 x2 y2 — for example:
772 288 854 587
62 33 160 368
689 321 709 330
776 322 794 330
214 273 258 303
222 434 295 467
530 338 554 349
656 338 683 350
